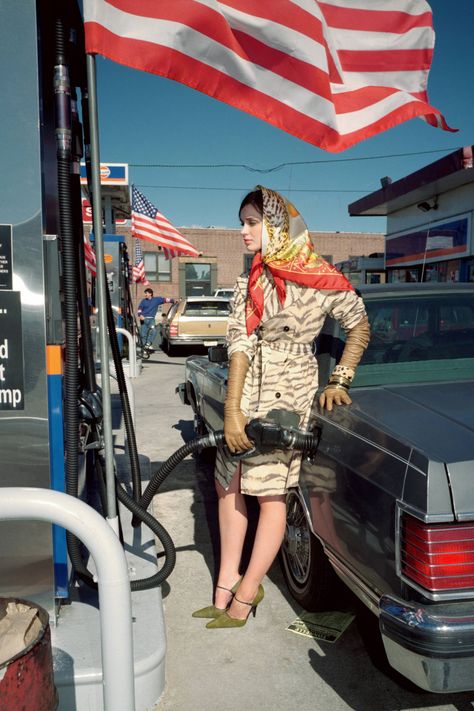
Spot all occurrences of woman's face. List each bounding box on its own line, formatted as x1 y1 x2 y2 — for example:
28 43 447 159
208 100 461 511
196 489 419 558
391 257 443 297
240 204 263 253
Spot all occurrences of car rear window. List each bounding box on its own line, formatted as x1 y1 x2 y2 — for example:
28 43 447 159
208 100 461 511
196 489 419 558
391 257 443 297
183 301 231 317
353 293 474 387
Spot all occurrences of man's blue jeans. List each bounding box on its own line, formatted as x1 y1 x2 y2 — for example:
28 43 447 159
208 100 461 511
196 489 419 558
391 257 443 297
141 317 156 346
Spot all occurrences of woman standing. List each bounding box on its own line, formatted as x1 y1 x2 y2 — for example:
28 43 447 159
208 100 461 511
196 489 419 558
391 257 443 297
193 186 370 628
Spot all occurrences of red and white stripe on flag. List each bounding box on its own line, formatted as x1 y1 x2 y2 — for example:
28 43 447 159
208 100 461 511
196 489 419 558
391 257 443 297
131 186 200 259
132 237 150 284
83 0 454 153
84 233 97 276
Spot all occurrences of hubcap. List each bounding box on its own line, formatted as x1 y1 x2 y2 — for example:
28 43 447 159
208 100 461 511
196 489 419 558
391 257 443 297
283 493 310 585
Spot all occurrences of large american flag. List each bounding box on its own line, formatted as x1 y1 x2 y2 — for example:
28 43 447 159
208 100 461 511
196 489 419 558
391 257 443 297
131 185 200 260
84 233 97 277
132 237 149 284
83 0 453 153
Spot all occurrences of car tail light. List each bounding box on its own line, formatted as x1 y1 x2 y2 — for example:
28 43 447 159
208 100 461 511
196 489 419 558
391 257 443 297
169 322 179 337
401 513 474 591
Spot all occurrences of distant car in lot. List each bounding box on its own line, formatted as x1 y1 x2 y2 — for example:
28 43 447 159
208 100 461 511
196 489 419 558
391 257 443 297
213 288 234 299
161 296 231 355
178 282 474 693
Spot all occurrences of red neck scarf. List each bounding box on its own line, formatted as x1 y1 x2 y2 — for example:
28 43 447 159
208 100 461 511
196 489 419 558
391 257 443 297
245 187 353 335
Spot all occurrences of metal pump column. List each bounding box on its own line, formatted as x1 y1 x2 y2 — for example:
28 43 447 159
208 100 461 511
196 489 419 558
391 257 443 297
86 54 118 527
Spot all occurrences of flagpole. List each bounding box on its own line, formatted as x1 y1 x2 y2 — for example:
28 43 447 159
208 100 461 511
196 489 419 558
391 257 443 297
86 53 118 529
135 282 138 336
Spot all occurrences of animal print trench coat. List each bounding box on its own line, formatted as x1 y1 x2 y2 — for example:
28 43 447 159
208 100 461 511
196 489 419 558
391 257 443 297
214 268 367 496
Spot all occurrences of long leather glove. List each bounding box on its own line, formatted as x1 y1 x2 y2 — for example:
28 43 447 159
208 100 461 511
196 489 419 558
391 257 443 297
224 351 253 453
319 315 371 412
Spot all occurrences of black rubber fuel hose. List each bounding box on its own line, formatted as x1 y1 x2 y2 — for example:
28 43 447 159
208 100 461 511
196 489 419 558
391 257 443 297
104 277 143 504
54 15 86 584
140 433 224 512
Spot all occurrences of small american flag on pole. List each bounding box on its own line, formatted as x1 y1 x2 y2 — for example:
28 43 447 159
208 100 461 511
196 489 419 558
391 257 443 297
84 233 97 277
131 185 200 260
132 237 149 285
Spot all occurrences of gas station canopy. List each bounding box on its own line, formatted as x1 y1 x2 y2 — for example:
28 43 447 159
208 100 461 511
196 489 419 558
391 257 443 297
80 162 131 219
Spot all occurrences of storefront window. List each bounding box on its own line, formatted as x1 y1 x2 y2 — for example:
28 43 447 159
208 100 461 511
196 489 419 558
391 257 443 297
389 269 419 283
386 217 469 268
436 259 461 283
144 251 171 281
366 272 385 284
185 262 211 296
422 265 439 282
447 259 461 282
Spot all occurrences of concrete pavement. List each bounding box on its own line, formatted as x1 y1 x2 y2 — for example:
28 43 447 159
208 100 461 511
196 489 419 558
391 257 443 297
124 347 473 711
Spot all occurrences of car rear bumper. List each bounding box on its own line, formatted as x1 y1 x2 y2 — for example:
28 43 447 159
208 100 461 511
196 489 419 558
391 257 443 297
169 336 226 347
379 594 474 692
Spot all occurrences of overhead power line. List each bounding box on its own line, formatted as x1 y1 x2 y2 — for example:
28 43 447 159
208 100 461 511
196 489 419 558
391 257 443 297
130 147 457 173
136 185 369 193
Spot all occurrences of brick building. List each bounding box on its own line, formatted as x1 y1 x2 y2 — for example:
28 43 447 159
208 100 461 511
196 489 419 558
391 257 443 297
116 224 384 309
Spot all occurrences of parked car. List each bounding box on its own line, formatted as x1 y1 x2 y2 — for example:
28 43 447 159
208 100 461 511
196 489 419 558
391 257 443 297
213 288 234 299
161 296 231 355
178 282 474 693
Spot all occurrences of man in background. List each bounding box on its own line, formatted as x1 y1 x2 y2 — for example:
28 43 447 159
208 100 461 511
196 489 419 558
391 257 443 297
138 288 176 351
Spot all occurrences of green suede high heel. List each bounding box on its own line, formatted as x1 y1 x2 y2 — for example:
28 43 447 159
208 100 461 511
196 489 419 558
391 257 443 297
205 584 264 628
192 578 242 619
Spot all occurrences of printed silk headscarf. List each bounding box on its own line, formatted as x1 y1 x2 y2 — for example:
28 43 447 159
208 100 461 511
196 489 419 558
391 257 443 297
245 186 354 335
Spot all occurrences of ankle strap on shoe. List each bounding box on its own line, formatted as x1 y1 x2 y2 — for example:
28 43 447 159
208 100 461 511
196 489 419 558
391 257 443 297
233 596 252 607
216 584 233 593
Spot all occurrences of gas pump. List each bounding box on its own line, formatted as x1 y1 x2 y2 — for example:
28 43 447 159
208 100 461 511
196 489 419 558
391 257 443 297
82 161 135 355
91 233 134 356
0 2 167 708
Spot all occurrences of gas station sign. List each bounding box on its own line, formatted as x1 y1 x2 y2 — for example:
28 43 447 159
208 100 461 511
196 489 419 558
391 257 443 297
80 162 128 185
81 198 127 225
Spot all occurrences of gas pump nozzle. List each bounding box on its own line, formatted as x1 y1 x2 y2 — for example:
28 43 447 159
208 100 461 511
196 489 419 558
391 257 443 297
223 411 321 461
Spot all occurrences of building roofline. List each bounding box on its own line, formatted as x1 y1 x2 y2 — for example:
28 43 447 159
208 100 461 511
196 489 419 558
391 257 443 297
348 146 474 217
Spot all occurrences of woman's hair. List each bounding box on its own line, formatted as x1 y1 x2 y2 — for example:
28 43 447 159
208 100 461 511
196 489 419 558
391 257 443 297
239 189 263 218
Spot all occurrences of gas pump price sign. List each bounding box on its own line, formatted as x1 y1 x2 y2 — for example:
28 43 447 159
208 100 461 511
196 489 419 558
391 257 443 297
0 288 25 411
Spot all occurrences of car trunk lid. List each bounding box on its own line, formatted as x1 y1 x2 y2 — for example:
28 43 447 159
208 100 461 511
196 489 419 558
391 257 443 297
353 382 474 465
178 315 228 337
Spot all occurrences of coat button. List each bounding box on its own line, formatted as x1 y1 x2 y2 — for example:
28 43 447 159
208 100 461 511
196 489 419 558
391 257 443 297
275 392 281 398
283 326 290 332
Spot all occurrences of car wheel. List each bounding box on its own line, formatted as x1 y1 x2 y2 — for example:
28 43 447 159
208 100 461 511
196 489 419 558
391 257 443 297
164 337 174 356
280 489 338 611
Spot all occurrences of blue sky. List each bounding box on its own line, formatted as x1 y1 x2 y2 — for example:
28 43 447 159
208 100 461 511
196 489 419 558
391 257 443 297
94 0 473 233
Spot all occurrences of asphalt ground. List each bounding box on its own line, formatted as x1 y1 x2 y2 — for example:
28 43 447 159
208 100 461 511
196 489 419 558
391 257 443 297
128 346 474 711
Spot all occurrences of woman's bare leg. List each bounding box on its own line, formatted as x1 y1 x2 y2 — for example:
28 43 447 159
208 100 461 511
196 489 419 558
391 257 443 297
227 494 286 619
214 464 248 609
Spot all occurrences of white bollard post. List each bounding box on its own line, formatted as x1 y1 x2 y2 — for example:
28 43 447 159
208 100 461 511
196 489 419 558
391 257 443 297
0 488 135 711
115 327 138 378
